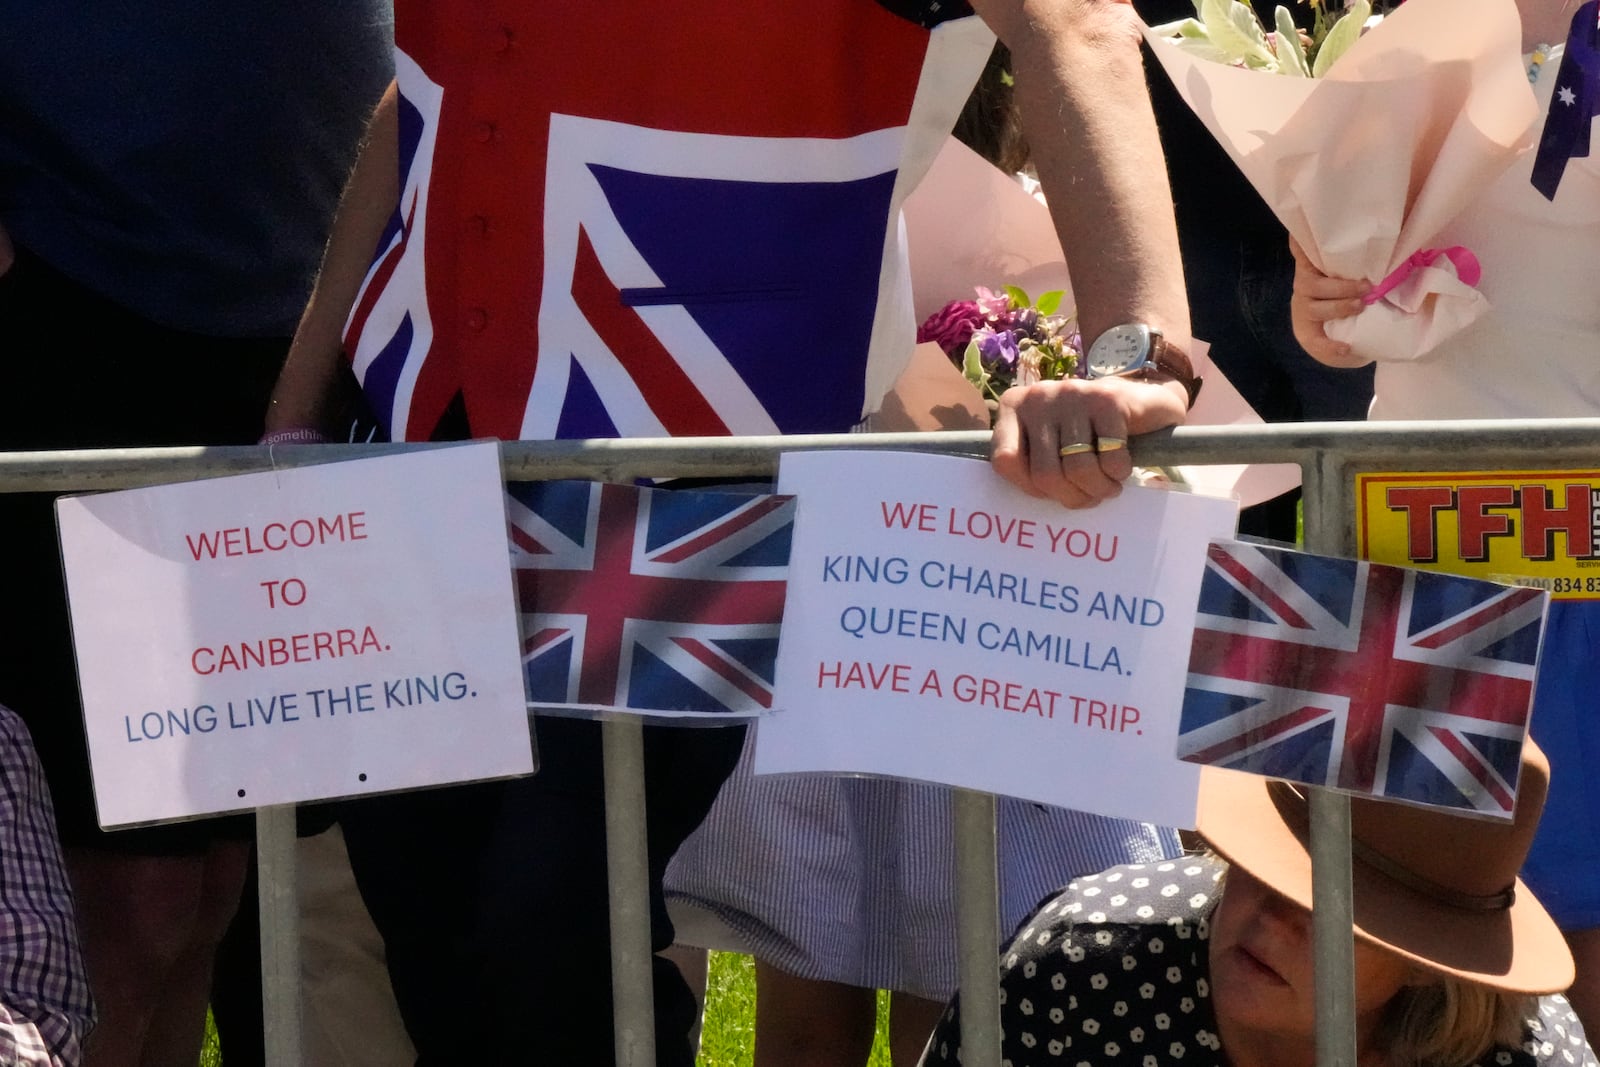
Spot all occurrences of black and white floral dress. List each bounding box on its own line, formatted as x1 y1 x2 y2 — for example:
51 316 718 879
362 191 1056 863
923 854 1596 1067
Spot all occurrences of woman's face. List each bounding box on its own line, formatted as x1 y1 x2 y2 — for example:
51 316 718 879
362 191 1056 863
1209 866 1420 1051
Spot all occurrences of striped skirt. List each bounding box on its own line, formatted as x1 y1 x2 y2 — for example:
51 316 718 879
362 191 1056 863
664 729 1181 1001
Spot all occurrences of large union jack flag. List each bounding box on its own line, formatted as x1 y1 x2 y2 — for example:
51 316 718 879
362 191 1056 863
345 5 992 443
507 480 794 718
1177 541 1548 815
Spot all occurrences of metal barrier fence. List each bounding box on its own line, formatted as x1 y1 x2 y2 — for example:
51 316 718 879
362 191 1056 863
4 416 1596 1067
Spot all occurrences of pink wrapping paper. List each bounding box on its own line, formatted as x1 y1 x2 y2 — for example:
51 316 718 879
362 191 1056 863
1143 0 1539 363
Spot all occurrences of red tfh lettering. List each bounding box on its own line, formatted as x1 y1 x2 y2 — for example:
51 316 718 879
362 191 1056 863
1387 482 1597 563
1386 486 1454 562
1520 484 1593 560
1456 485 1516 561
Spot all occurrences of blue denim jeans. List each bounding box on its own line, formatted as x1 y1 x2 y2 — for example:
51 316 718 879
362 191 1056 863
1181 231 1375 541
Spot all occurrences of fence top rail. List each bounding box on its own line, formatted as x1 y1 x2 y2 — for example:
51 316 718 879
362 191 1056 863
2 418 1598 492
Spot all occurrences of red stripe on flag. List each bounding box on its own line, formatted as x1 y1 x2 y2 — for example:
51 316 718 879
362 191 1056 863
523 626 570 657
1184 703 1332 765
673 637 772 708
1428 726 1515 811
1208 545 1313 629
1410 587 1542 650
509 524 550 556
570 227 731 436
343 194 416 362
651 497 788 564
1188 628 1535 727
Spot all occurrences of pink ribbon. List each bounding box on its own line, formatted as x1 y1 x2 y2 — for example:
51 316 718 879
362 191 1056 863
1362 246 1483 305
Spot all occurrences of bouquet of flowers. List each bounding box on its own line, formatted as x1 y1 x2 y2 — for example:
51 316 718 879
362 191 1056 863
1151 0 1373 78
915 285 1080 406
1144 0 1540 363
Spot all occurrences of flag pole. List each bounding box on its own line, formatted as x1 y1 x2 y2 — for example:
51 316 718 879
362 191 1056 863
1302 453 1359 1067
604 717 656 1067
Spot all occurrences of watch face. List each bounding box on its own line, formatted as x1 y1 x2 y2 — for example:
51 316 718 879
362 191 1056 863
1086 324 1153 378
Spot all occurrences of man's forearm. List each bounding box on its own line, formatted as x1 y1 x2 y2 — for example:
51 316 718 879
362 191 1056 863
974 0 1190 349
266 81 401 434
972 0 1192 506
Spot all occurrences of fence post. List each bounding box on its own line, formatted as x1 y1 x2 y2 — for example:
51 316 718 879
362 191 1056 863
953 788 1002 1067
257 804 302 1067
604 717 656 1066
1301 454 1358 1067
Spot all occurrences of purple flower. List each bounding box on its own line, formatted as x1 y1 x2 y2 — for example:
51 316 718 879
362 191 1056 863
916 300 985 358
974 326 1020 367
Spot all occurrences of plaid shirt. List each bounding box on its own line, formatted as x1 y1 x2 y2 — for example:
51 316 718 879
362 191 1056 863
0 707 93 1065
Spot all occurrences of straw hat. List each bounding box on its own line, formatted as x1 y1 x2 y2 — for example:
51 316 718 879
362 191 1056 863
1196 740 1573 994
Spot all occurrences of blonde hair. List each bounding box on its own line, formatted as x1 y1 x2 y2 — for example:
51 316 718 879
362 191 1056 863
1376 977 1534 1067
1206 852 1534 1067
1204 851 1535 1067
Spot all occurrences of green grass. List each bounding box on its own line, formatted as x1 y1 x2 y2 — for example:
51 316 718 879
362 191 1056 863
199 953 893 1066
697 951 758 1065
696 952 894 1067
201 1010 220 1066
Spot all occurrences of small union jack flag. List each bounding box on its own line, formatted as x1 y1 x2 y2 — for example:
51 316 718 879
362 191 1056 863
1177 541 1548 815
507 480 794 718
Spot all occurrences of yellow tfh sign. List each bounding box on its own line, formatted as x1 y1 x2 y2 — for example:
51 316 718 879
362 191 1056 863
1357 471 1600 600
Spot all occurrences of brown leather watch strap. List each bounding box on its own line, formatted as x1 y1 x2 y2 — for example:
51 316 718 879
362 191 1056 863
1131 337 1203 409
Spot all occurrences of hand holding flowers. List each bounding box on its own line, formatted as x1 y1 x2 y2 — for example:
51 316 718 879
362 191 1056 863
919 284 1198 509
1142 0 1538 365
1288 235 1372 366
916 285 1081 408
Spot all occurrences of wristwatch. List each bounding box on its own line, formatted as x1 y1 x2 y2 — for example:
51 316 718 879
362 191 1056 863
1083 324 1203 409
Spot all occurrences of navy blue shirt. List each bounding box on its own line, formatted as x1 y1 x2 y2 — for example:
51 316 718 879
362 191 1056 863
1135 0 1289 240
0 3 394 336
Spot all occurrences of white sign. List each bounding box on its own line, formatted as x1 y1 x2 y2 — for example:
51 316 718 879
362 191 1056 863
56 443 533 828
755 451 1239 828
